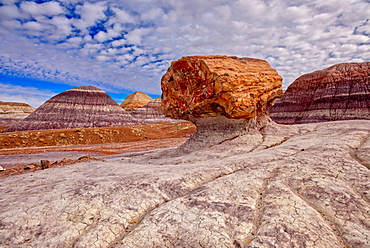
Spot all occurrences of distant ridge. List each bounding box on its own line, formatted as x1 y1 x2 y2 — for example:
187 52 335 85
0 101 35 126
3 86 139 132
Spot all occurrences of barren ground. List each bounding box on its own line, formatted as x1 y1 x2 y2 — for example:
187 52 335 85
0 120 369 247
0 122 195 177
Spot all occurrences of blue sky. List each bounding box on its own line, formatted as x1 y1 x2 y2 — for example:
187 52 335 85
0 0 369 107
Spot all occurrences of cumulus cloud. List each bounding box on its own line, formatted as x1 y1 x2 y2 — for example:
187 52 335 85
20 1 65 17
0 0 369 99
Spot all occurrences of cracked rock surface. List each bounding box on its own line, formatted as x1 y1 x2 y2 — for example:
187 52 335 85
1 120 370 248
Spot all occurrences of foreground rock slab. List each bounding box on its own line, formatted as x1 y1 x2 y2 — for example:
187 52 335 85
0 120 369 248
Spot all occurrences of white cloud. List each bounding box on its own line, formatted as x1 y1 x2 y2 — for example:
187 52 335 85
47 16 73 40
108 7 136 24
20 1 65 17
141 8 164 21
125 28 152 45
74 2 108 33
0 4 23 19
22 21 44 31
0 83 56 108
0 0 369 101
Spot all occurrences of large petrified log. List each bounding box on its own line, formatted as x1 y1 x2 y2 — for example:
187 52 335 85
161 55 283 151
3 86 139 132
270 62 370 124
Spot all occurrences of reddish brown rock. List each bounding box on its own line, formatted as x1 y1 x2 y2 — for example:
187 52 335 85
120 92 153 113
270 62 370 124
131 99 183 123
161 56 283 152
162 56 283 120
3 86 139 132
0 101 35 126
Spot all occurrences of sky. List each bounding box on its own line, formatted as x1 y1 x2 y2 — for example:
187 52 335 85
0 0 369 108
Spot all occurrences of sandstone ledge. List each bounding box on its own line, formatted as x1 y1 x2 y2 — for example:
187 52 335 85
0 120 369 247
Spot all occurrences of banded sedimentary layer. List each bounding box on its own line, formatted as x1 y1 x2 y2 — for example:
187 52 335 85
270 62 370 124
0 102 35 126
131 98 182 123
3 86 139 132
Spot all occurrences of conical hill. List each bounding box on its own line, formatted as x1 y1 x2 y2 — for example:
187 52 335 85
3 86 139 132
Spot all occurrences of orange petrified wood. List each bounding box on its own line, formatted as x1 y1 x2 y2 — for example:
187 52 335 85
161 55 283 153
161 55 283 120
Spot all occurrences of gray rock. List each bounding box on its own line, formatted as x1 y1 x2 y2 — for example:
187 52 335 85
0 120 369 248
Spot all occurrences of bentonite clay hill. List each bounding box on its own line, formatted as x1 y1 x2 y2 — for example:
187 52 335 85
270 62 370 124
3 86 139 132
0 101 35 127
120 91 153 113
131 98 182 123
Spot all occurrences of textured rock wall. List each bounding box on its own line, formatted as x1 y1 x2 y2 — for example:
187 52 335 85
3 86 139 132
270 62 370 124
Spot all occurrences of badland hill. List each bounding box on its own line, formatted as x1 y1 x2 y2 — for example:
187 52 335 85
3 86 139 132
0 101 35 127
120 91 153 113
270 62 370 124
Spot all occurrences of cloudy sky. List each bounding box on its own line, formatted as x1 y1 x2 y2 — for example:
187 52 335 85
0 0 369 107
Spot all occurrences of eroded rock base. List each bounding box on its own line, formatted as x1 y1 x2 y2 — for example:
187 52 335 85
178 115 271 153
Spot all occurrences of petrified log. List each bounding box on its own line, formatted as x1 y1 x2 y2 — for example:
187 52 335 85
3 86 139 132
161 55 283 151
270 62 370 124
40 160 50 170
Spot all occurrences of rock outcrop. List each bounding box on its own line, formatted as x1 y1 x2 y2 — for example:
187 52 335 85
1 120 369 247
161 55 283 152
3 86 139 132
0 102 35 126
131 98 182 123
270 62 370 124
120 92 153 113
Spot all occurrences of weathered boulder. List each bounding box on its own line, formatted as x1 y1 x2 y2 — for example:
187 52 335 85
270 62 370 124
161 55 283 151
0 102 35 126
120 92 153 113
0 120 369 247
3 86 139 132
131 98 183 123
